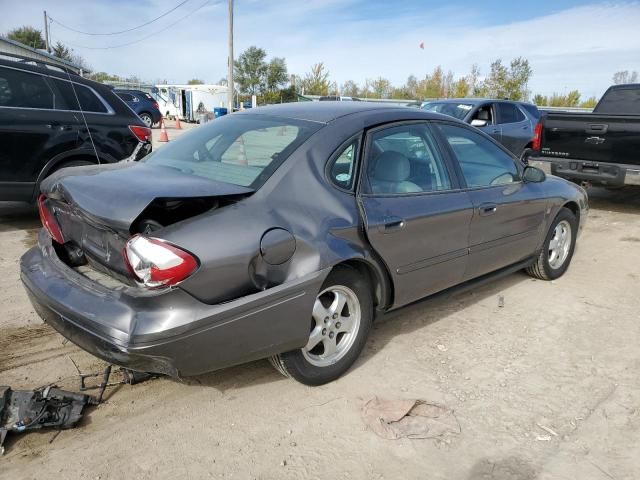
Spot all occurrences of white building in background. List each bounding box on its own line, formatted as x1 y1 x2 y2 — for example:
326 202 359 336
154 84 228 121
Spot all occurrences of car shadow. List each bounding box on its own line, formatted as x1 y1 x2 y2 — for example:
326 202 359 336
586 186 640 214
186 271 531 392
0 201 40 233
351 271 531 374
185 358 285 393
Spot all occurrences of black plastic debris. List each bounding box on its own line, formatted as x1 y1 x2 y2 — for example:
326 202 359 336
0 385 96 455
0 366 156 455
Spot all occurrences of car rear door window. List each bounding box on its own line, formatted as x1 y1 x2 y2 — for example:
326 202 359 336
496 103 526 124
50 78 108 113
438 123 520 188
0 67 53 109
329 140 358 190
117 92 135 102
365 123 451 195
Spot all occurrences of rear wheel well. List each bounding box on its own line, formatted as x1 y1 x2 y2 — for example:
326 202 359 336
332 259 391 311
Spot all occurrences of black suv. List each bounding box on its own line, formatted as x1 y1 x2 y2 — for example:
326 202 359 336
0 56 152 202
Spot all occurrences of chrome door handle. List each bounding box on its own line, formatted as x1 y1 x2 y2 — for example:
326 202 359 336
379 216 406 233
479 203 497 216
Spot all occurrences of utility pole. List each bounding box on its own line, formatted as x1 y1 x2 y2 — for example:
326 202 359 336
43 10 50 53
227 0 234 112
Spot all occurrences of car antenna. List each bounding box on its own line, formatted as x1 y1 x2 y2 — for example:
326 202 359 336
62 66 101 165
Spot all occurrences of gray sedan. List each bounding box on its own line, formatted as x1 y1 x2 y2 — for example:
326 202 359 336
22 103 588 386
421 99 541 160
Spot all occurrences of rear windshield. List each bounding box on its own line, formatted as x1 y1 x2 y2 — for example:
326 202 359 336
421 102 473 120
144 115 321 189
595 86 640 115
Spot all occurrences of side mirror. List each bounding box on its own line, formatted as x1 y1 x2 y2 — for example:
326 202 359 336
523 165 546 183
471 119 488 127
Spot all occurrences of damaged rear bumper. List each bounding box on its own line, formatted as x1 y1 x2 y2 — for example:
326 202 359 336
21 230 328 377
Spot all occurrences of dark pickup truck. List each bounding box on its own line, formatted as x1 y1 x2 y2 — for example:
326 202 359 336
531 84 640 187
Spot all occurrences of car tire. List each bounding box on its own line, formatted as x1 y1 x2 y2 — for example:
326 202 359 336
526 207 578 281
269 266 373 386
139 112 153 128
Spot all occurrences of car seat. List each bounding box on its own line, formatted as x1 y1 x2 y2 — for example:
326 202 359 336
369 151 422 194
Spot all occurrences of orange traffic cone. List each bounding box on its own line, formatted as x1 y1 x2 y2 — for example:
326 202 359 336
236 136 247 165
158 118 169 142
175 115 182 130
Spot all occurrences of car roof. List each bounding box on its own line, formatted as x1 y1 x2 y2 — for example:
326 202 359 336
423 98 536 107
236 101 423 123
0 58 106 90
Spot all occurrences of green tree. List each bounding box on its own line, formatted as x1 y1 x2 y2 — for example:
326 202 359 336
52 42 71 60
302 62 330 96
532 94 547 106
371 77 392 98
88 71 120 82
405 75 418 98
580 96 598 109
419 66 445 98
565 90 581 107
265 57 288 92
483 58 532 100
234 46 268 95
187 78 204 85
7 26 45 49
452 77 470 98
341 80 359 97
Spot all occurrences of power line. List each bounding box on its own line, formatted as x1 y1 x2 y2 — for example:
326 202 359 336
49 0 191 36
54 0 217 50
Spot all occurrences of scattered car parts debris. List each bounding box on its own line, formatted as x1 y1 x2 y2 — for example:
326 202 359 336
362 397 461 440
0 366 155 455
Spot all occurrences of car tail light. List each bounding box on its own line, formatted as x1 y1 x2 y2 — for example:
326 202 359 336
153 101 159 110
532 121 543 151
129 125 152 142
124 235 198 288
37 194 65 244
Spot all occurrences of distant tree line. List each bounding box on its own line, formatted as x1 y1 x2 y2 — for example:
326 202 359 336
4 26 638 108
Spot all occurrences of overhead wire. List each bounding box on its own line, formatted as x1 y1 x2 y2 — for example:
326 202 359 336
49 0 191 36
51 0 217 50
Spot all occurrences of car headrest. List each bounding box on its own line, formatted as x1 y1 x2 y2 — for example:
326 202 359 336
372 151 411 182
477 109 490 121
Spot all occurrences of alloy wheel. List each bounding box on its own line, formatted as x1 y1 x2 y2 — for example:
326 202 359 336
302 285 361 367
548 220 572 269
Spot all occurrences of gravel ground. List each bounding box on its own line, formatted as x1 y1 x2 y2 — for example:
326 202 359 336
0 185 639 480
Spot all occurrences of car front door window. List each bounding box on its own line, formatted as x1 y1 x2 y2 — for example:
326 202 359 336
438 124 519 188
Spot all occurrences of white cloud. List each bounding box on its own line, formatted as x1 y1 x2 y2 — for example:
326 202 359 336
1 1 639 97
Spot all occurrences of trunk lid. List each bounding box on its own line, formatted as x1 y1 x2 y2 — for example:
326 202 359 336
41 162 253 279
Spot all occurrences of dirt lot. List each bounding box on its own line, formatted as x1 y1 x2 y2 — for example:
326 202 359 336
1 182 639 479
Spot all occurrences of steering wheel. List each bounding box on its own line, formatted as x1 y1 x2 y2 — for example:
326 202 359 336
489 172 515 186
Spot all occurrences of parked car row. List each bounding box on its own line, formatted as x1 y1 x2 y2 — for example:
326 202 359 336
0 55 152 202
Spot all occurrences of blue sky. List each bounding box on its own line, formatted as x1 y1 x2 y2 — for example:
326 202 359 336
1 0 639 98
